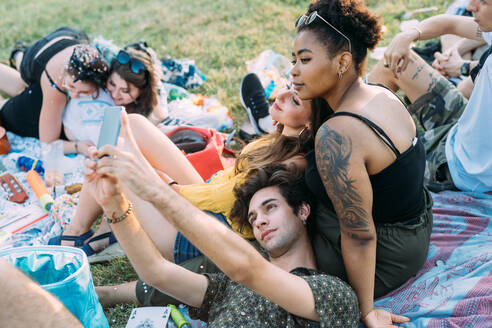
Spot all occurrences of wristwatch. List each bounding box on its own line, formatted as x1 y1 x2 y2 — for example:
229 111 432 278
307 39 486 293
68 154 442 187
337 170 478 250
461 61 471 76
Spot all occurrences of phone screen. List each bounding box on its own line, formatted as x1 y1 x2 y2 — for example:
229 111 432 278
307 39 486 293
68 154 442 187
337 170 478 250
97 106 123 149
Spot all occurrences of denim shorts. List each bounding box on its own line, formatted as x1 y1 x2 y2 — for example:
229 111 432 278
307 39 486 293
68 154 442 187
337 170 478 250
173 211 231 264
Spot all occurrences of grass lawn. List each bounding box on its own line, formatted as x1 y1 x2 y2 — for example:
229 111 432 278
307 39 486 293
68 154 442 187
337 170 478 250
0 0 449 326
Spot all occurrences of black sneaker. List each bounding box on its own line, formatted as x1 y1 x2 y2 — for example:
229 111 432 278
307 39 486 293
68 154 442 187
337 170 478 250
240 73 270 135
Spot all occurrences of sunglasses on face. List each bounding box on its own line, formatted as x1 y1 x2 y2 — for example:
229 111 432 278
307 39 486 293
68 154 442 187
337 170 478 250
295 11 352 54
116 50 147 74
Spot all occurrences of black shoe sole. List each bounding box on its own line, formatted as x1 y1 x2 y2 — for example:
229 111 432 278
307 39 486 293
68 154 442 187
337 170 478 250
239 73 265 135
9 41 28 69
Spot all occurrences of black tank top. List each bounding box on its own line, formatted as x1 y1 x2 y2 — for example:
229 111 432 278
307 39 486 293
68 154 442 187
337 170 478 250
21 38 80 85
305 112 426 224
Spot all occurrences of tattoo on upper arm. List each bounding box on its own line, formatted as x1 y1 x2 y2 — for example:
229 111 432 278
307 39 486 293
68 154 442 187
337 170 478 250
315 126 370 233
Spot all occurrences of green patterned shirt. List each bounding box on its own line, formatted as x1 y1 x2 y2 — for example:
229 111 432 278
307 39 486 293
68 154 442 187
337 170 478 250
189 267 360 327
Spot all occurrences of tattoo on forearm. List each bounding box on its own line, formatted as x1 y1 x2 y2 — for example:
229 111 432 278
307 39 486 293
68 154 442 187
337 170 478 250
315 126 370 233
412 65 424 80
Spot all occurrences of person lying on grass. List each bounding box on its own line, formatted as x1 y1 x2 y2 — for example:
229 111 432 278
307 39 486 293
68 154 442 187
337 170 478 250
84 111 367 327
62 41 169 149
0 27 107 154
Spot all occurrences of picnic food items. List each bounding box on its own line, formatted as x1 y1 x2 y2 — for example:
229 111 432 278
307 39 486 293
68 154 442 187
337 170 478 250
26 169 54 212
0 127 10 155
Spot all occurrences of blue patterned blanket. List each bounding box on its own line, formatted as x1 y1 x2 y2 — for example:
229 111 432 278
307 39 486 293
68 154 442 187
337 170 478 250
373 190 492 327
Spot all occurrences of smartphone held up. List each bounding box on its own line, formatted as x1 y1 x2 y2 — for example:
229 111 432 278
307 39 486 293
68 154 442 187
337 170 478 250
97 106 123 149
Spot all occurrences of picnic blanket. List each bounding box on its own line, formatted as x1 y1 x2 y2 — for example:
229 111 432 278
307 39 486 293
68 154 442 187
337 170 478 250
373 190 492 327
0 132 85 249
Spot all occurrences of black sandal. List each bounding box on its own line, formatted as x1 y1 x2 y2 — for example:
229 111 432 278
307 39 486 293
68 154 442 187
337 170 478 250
9 41 28 69
81 232 117 256
48 229 94 247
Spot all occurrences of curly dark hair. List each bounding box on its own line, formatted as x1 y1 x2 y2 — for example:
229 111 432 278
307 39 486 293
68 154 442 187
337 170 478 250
298 0 383 74
230 164 314 233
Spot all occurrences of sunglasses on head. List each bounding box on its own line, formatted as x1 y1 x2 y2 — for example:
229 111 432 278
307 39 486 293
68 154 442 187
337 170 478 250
116 50 147 74
125 41 152 58
295 11 352 54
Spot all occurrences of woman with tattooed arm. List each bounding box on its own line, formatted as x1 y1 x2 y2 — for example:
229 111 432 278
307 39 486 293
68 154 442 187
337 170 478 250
291 1 433 327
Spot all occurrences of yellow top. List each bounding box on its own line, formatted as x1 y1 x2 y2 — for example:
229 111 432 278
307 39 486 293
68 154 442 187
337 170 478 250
179 139 268 239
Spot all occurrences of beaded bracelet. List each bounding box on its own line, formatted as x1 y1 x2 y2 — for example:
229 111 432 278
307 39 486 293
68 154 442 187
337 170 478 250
105 202 133 224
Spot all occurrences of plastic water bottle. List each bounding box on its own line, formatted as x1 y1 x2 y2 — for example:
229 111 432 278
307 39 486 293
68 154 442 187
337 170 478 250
41 140 64 187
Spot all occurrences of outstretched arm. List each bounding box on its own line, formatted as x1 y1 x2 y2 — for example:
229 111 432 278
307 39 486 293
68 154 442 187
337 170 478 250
315 122 408 328
92 111 323 321
414 15 483 42
84 160 208 307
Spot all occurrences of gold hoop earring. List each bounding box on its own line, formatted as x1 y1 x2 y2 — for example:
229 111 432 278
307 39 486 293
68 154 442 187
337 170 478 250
338 71 343 80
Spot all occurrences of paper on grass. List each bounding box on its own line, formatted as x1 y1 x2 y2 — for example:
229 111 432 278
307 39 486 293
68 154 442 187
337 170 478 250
0 205 47 234
126 306 171 328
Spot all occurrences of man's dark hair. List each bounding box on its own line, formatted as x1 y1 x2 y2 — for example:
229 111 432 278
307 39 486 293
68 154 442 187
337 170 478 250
231 164 314 232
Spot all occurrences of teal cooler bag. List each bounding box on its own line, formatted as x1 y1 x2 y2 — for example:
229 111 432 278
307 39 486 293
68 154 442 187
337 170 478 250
0 246 109 328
